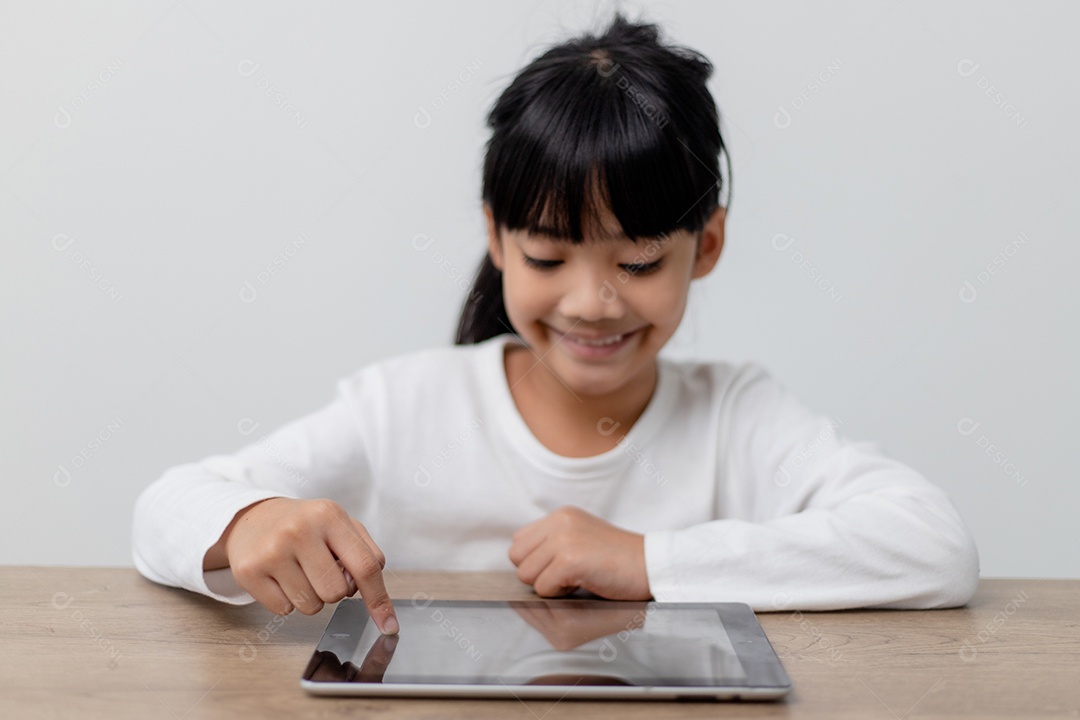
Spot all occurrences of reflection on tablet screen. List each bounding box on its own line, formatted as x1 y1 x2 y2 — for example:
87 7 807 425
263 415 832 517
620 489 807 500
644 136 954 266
305 600 747 687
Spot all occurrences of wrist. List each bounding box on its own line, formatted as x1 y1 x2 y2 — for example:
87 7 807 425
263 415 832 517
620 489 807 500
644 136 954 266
203 497 283 571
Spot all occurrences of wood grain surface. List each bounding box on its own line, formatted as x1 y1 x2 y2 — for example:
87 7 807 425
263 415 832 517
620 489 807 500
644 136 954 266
1 567 1077 719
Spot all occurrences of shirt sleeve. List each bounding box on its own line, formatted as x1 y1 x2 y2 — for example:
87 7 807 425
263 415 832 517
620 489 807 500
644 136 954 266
642 364 980 611
132 371 377 604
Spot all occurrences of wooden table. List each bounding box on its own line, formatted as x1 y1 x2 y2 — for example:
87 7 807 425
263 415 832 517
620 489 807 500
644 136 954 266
1 567 1077 719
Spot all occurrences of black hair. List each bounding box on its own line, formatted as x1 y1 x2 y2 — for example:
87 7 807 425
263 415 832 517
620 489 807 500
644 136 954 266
454 11 730 345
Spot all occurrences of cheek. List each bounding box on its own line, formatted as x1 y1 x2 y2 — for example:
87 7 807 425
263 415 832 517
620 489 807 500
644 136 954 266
641 278 690 323
502 269 550 320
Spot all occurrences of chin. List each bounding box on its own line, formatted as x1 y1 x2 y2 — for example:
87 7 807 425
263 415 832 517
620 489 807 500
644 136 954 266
555 361 635 395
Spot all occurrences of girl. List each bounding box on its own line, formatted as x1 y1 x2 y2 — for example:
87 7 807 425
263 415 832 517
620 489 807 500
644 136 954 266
133 13 979 637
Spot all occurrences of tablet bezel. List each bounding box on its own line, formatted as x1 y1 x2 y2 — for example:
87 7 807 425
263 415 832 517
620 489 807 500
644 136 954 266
300 598 791 701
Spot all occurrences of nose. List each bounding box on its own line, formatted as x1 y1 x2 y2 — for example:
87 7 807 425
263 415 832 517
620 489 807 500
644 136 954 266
557 264 626 323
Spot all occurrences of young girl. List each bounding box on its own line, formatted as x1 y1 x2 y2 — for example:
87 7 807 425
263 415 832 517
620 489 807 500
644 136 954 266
132 14 979 637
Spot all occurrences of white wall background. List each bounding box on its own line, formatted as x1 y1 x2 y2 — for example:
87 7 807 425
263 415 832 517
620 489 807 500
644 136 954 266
2 0 1076 577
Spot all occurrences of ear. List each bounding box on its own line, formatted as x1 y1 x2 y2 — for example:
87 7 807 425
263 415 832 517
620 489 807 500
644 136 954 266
484 204 504 272
690 206 726 280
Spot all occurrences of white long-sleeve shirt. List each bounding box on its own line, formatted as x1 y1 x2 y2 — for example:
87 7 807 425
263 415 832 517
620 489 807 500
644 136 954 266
131 333 979 611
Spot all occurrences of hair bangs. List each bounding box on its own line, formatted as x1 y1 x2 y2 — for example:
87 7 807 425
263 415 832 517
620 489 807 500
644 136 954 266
483 50 720 245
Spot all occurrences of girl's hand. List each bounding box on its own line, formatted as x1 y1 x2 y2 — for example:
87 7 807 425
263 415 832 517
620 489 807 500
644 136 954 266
218 497 399 634
508 506 652 601
510 601 646 651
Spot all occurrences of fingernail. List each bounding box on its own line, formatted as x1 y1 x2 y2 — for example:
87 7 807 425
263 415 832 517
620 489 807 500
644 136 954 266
381 614 399 635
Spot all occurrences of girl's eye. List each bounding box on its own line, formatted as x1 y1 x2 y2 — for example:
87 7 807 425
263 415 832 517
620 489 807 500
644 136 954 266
522 255 562 270
621 260 663 276
521 255 665 276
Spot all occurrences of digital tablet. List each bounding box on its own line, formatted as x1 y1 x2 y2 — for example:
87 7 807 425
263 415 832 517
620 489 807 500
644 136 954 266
300 597 791 701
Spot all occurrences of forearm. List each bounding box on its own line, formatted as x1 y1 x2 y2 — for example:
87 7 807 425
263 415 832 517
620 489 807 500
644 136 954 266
644 486 979 610
132 464 287 601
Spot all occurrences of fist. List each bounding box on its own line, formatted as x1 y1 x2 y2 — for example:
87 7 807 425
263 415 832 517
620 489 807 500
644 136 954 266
508 506 651 601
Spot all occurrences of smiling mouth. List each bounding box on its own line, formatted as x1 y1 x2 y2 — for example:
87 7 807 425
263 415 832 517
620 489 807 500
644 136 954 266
549 325 643 348
567 332 629 347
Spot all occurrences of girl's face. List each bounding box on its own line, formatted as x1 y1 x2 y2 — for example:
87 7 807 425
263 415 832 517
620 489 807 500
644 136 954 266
485 202 725 398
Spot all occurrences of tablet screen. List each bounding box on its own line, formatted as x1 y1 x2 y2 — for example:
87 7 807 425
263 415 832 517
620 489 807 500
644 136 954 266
303 599 752 688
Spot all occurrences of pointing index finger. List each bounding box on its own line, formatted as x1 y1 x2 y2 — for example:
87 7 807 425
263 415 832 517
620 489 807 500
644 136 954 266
328 520 398 634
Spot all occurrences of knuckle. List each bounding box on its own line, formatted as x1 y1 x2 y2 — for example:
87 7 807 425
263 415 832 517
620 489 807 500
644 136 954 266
560 551 583 574
229 559 261 584
353 554 384 580
278 518 308 542
534 580 556 597
554 506 579 527
246 590 271 611
367 594 394 615
297 600 325 616
293 590 323 615
352 523 371 541
316 576 349 604
258 594 290 616
310 499 341 523
263 535 294 561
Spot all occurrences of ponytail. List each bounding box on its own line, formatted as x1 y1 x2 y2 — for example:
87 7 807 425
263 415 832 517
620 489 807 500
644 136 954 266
454 252 509 345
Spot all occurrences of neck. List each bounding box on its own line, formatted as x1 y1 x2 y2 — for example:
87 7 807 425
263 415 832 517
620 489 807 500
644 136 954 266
507 343 659 437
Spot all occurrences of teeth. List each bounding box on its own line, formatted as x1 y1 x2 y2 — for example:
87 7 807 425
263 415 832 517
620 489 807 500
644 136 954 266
572 333 624 347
